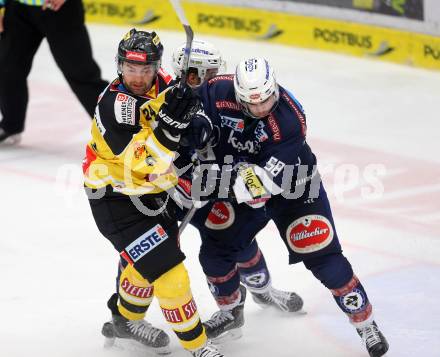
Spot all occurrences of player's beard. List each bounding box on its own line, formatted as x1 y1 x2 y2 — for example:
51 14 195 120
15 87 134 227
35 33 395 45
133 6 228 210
126 81 149 96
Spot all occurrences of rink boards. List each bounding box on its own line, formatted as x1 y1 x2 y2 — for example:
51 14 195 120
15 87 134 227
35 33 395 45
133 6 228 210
82 0 440 71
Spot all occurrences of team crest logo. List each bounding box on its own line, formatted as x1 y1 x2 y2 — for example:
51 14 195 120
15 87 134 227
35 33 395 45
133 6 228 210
241 271 268 288
133 142 146 159
341 289 366 313
207 280 220 296
286 215 334 254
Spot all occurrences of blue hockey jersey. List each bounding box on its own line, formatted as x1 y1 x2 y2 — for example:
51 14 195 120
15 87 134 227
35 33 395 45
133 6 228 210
196 74 318 198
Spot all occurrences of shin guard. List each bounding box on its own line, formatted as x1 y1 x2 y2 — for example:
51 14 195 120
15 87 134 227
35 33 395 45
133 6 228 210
331 275 373 327
237 248 271 293
117 264 153 320
206 267 242 310
154 263 207 351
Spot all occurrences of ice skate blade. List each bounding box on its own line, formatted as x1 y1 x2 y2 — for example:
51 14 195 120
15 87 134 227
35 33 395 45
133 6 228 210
102 336 171 355
211 328 242 344
291 309 307 316
103 337 115 349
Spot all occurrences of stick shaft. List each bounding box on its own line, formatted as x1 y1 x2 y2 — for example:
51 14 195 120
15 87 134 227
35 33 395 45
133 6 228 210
169 0 194 88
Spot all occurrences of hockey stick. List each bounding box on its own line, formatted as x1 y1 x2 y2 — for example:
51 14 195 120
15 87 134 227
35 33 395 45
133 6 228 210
169 0 194 90
178 204 197 236
169 0 204 236
169 0 196 237
177 144 218 236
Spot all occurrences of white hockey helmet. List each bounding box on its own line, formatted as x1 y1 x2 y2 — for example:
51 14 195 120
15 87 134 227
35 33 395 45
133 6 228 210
172 39 225 85
234 57 279 118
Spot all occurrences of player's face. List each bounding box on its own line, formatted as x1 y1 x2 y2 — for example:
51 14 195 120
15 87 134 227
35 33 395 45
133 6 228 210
204 68 218 82
122 62 158 95
187 68 219 88
247 94 277 118
187 72 201 88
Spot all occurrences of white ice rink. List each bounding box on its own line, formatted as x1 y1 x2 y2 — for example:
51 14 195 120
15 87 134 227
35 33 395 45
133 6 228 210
1 24 439 357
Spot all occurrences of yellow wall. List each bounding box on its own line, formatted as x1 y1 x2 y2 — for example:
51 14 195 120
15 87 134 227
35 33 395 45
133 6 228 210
83 0 440 70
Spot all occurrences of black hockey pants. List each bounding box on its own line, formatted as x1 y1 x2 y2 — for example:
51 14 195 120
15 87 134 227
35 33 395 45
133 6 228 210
0 0 108 134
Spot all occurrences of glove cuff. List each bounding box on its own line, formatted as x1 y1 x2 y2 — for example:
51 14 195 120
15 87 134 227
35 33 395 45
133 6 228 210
153 127 179 151
157 107 190 137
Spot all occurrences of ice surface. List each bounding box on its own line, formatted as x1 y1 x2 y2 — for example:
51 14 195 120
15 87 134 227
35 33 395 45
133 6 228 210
1 24 439 357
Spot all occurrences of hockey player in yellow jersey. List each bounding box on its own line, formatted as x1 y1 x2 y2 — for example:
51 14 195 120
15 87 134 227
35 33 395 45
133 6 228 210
83 29 223 357
84 32 178 195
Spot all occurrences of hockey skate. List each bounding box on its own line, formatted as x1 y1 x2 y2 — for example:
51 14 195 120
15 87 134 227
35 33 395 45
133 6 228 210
202 285 246 343
102 294 171 355
251 286 304 313
190 340 224 357
356 321 389 357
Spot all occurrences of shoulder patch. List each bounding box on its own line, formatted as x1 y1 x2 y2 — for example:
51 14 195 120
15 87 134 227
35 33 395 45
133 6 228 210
114 93 137 126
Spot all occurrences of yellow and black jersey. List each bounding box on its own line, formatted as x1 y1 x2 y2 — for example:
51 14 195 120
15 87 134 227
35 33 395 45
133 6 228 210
82 69 179 195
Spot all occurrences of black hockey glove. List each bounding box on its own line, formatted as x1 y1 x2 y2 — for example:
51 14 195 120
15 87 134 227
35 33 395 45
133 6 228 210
181 107 213 150
157 84 196 137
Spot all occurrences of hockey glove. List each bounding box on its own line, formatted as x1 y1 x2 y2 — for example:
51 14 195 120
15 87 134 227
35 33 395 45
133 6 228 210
157 84 195 137
181 108 213 150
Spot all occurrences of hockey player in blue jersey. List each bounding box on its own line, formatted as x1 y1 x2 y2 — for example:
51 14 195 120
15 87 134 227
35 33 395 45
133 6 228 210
171 41 304 327
186 57 389 357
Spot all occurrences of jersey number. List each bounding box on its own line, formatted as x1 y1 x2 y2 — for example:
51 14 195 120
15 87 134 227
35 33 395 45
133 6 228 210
264 157 285 177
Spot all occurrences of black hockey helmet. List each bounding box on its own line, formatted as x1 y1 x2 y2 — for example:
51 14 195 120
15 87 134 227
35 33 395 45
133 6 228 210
117 28 163 67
